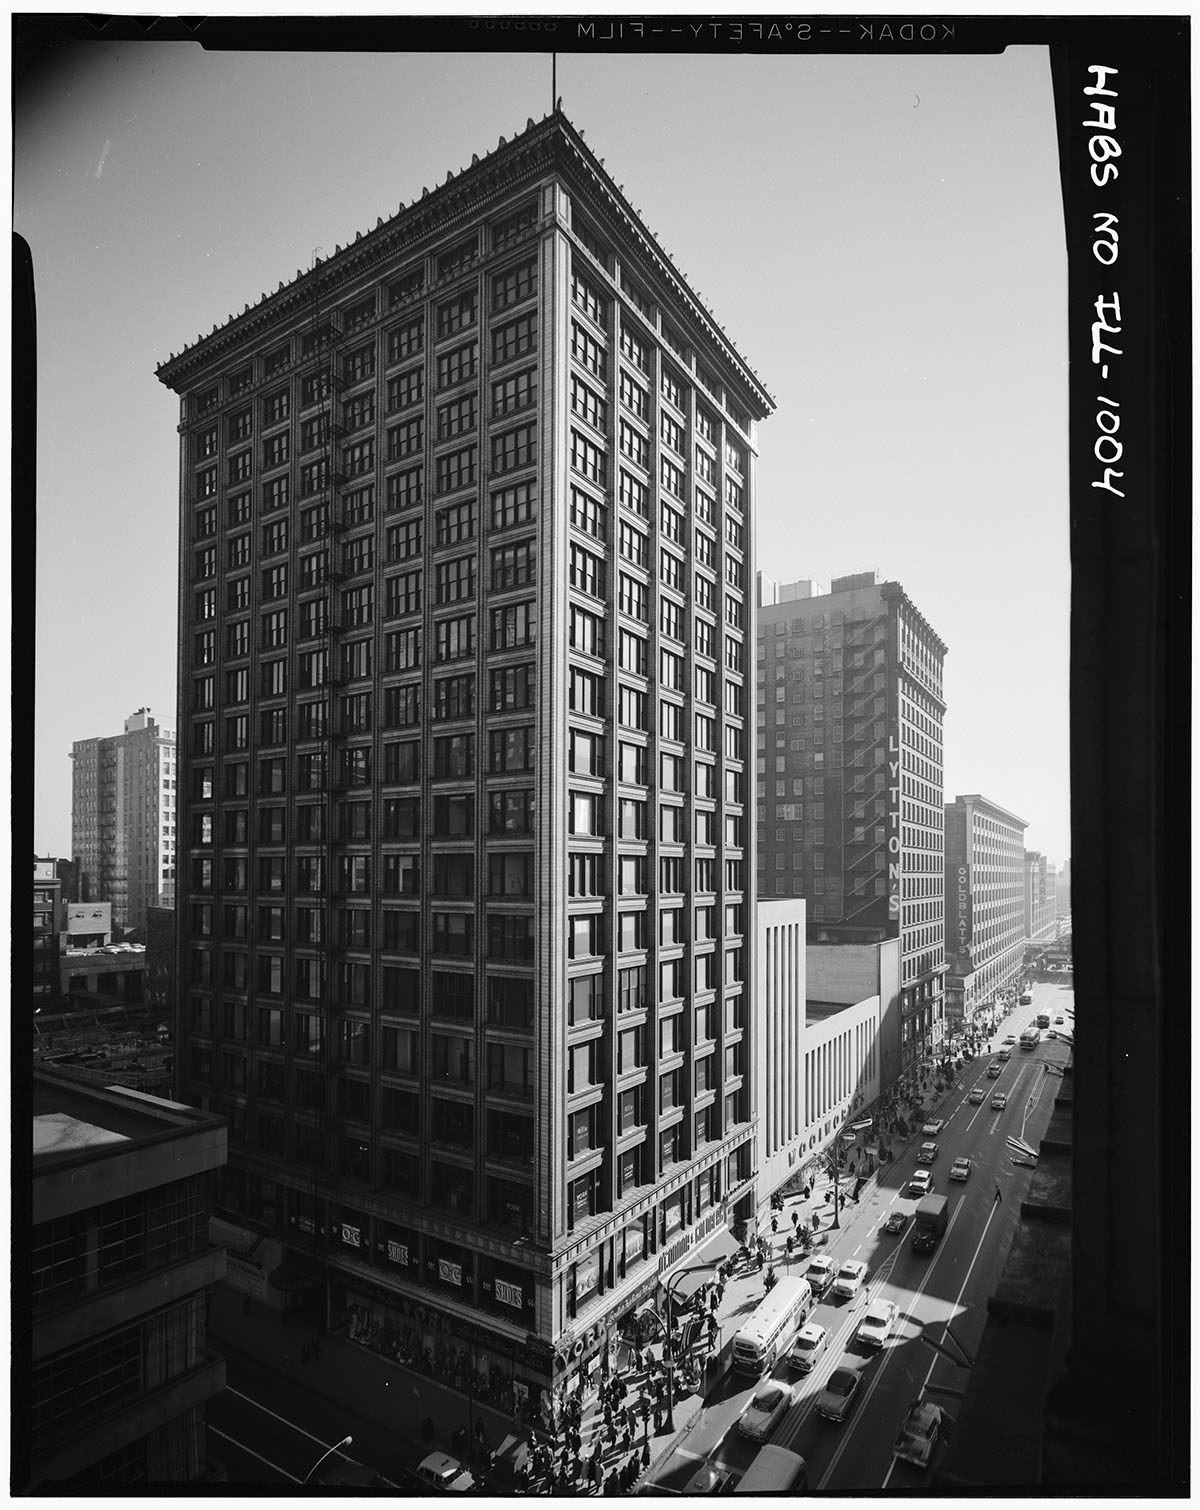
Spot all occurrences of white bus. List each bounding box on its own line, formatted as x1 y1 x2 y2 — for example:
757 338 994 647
731 1276 812 1376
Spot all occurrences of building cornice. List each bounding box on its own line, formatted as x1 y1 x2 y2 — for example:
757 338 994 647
156 109 774 418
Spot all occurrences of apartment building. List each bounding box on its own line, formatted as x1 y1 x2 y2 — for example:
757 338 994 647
70 708 178 933
756 572 948 1080
156 109 773 1407
944 794 1029 1028
1024 850 1056 943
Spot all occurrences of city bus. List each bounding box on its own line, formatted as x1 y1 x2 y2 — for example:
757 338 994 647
1036 1012 1050 1030
1020 1028 1040 1050
731 1276 813 1376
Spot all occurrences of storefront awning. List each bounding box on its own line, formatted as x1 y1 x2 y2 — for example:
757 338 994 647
660 1223 742 1304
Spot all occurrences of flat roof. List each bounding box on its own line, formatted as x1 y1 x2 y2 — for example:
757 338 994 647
33 1067 224 1166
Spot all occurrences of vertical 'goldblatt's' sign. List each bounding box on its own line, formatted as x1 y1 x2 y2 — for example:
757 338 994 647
1083 65 1127 502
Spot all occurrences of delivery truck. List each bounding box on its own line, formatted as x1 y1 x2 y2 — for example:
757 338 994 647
911 1194 949 1254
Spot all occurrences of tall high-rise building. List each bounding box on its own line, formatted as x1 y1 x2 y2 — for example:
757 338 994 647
1023 849 1056 943
70 708 177 933
943 795 1029 1028
156 110 773 1406
756 571 947 1083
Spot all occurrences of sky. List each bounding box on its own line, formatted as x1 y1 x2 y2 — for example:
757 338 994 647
16 32 1070 866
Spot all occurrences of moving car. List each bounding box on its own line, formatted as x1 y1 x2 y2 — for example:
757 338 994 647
893 1399 947 1467
805 1253 836 1296
991 1092 1008 1110
908 1168 933 1197
788 1321 829 1374
917 1141 939 1164
1054 1015 1065 1025
1002 1035 1017 1045
949 1156 972 1181
883 1211 906 1234
986 1062 1004 1079
997 1048 1012 1061
737 1378 798 1442
857 1298 899 1350
832 1258 868 1299
920 1119 944 1135
1019 993 1033 1005
732 1446 808 1494
967 1088 985 1105
417 1453 476 1492
816 1366 861 1424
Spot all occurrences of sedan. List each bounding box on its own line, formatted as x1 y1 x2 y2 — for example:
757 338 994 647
816 1366 861 1424
737 1379 797 1442
832 1258 868 1300
920 1119 944 1136
967 1088 985 1105
1054 1016 1065 1026
893 1398 947 1467
1002 1035 1017 1045
883 1211 906 1235
683 1464 734 1493
908 1168 932 1197
917 1141 939 1164
788 1322 829 1374
986 1062 1004 1079
805 1253 836 1296
857 1298 899 1349
417 1454 476 1492
949 1156 972 1181
991 1092 1008 1110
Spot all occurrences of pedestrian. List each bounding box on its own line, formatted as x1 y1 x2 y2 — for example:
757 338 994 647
993 1182 1002 1204
791 1208 800 1230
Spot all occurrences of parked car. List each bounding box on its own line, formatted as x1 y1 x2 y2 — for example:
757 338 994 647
788 1322 829 1374
908 1168 933 1197
738 1379 798 1442
832 1258 868 1300
417 1453 476 1492
816 1367 861 1424
805 1253 836 1296
920 1119 944 1135
967 1088 985 1105
949 1157 972 1181
857 1298 899 1350
893 1399 947 1467
991 1092 1008 1110
917 1141 939 1164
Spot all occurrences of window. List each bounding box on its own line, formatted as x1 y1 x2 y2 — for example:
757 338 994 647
661 456 685 499
570 728 604 777
436 556 475 604
619 468 648 518
387 366 424 411
492 313 537 364
342 534 374 576
571 268 607 325
492 422 537 474
436 342 478 391
385 568 423 618
492 255 537 308
490 539 536 589
263 433 288 470
619 369 648 419
620 324 647 371
432 912 473 956
619 420 648 468
569 544 604 598
619 629 648 675
618 573 648 622
437 393 477 440
489 663 535 711
660 599 683 642
491 600 536 650
570 320 606 379
492 366 537 417
383 741 420 785
569 667 603 717
387 417 422 461
382 683 421 728
489 728 535 774
491 479 537 530
435 445 477 493
437 289 477 337
388 315 424 363
569 485 607 542
433 733 474 778
619 685 647 730
433 673 474 720
343 343 376 384
387 465 424 512
435 613 475 662
568 604 604 657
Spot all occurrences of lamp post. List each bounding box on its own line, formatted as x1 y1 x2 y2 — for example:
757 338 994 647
303 1434 353 1485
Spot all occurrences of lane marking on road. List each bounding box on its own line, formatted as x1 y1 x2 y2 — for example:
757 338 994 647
809 1198 969 1484
209 1424 302 1483
879 1200 1002 1490
224 1384 338 1448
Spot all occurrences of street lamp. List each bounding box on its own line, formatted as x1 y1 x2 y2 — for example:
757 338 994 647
303 1435 353 1485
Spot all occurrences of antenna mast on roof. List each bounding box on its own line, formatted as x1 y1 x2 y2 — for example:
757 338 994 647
552 52 557 112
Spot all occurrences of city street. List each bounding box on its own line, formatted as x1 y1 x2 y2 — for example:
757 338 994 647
647 985 1073 1493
